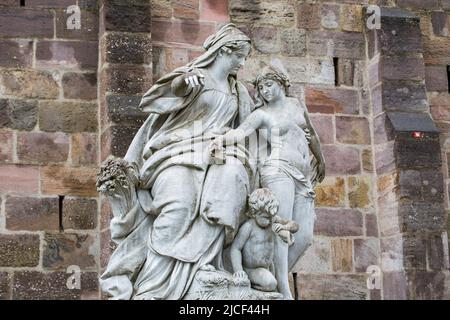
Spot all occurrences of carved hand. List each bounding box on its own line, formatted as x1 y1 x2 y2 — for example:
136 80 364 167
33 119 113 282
183 70 205 89
232 270 250 286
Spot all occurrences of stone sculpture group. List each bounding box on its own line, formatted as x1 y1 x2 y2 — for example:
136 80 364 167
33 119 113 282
97 23 325 300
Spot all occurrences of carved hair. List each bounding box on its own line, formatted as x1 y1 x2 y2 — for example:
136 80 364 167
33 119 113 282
218 40 252 56
247 188 279 218
253 63 291 108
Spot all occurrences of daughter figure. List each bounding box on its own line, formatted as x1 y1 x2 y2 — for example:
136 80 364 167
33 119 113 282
211 62 325 299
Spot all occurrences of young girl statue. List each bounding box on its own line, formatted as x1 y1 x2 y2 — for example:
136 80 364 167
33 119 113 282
210 62 325 299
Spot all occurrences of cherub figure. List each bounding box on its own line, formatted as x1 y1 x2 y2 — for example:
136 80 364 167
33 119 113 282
230 188 299 294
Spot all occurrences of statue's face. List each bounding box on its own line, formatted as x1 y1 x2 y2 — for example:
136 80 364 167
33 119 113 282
220 44 251 76
257 79 284 103
255 210 272 228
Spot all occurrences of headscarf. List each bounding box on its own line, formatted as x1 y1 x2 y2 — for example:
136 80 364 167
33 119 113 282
138 23 251 113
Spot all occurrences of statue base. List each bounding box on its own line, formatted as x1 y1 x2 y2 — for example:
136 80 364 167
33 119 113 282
183 269 284 300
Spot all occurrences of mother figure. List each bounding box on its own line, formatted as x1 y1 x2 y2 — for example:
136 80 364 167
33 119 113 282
99 23 255 300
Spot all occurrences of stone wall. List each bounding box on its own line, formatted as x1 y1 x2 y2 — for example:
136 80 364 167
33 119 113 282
0 0 449 300
0 0 100 299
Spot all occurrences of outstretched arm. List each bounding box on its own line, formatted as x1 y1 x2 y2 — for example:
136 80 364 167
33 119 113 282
221 109 265 146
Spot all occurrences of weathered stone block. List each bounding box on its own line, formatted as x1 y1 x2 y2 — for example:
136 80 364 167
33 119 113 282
309 115 334 145
362 149 373 173
36 40 98 69
0 39 33 67
0 165 39 194
280 28 306 56
305 87 359 115
41 165 98 197
101 95 146 127
374 142 396 175
321 4 340 30
292 237 331 273
0 8 53 38
383 271 407 299
348 176 372 209
336 116 371 145
0 234 40 267
366 214 379 237
297 3 320 30
55 9 99 40
337 59 355 87
26 0 76 8
341 4 363 32
0 272 9 300
399 170 422 200
71 133 98 166
396 133 441 169
0 70 59 99
383 81 428 111
403 233 427 270
17 132 70 163
420 169 444 203
423 36 450 65
399 202 446 232
314 177 345 207
200 0 229 22
315 208 364 237
431 11 450 37
151 0 172 18
307 31 365 59
375 17 423 55
39 101 97 133
322 145 361 175
151 20 216 46
381 235 404 272
0 130 13 162
62 72 97 100
12 271 98 300
5 196 59 231
173 0 199 20
354 239 379 272
43 232 97 270
296 274 367 300
0 99 38 131
102 33 152 65
101 65 152 95
426 232 448 271
396 0 439 10
425 65 449 92
229 0 295 27
101 125 140 160
250 26 280 54
63 197 98 230
374 113 395 144
102 1 151 33
407 270 446 299
331 239 353 272
309 114 334 144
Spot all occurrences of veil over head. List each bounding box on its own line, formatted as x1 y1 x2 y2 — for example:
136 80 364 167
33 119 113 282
138 23 251 113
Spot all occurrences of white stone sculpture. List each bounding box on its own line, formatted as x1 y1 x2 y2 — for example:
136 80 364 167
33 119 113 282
97 23 325 300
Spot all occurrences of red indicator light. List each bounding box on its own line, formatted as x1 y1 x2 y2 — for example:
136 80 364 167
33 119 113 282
412 131 424 139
